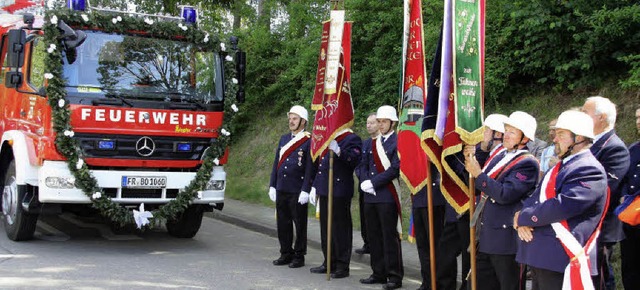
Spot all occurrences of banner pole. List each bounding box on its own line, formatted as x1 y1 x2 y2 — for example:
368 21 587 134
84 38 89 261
426 164 437 290
326 151 334 281
468 172 477 290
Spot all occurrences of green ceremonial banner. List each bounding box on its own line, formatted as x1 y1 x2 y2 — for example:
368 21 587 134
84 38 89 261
452 0 485 144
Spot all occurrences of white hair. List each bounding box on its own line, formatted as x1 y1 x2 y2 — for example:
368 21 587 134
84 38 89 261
587 96 617 129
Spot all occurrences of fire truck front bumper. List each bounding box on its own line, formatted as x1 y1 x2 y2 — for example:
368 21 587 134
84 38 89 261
36 161 225 206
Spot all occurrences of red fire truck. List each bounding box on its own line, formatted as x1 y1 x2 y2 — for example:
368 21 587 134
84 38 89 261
0 3 244 240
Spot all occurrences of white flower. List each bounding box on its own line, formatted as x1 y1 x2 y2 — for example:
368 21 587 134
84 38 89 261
44 73 54 79
116 16 122 22
47 44 56 53
213 158 220 165
112 18 118 24
203 33 210 43
63 130 74 137
225 55 233 62
76 159 84 170
81 14 89 22
220 42 226 51
92 192 102 199
58 99 65 107
221 128 230 136
232 78 238 84
181 25 188 31
231 104 238 112
144 18 154 25
197 191 203 199
50 15 58 25
133 203 153 229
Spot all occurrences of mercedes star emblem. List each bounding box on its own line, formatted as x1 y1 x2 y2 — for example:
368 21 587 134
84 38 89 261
136 136 155 157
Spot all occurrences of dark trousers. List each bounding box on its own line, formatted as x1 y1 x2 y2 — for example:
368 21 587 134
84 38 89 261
592 242 616 290
318 195 352 272
413 205 445 289
364 202 403 283
276 190 308 258
358 189 368 247
436 214 470 290
476 252 523 290
621 225 640 290
530 266 562 290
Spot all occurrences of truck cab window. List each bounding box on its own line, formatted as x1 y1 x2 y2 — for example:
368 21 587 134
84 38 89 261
28 37 46 90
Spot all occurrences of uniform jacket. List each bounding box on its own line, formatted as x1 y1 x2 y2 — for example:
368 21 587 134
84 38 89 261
516 150 607 273
269 132 314 194
443 147 488 222
355 137 373 183
475 150 540 255
312 132 362 198
591 130 630 242
412 163 446 209
619 141 640 228
360 132 400 204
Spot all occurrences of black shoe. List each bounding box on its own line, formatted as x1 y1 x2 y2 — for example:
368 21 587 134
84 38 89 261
288 258 304 268
355 245 370 255
383 281 402 290
331 270 349 279
310 265 327 273
272 256 292 266
360 276 386 284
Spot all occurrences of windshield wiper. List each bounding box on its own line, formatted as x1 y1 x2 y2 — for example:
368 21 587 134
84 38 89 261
104 93 134 107
150 91 206 110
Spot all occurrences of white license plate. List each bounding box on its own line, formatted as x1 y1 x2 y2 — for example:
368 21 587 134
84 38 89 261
122 176 167 188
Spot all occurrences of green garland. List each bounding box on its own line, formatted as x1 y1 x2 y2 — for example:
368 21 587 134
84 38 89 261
42 8 239 227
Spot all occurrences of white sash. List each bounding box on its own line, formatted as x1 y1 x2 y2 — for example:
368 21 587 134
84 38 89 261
278 131 311 164
375 136 403 235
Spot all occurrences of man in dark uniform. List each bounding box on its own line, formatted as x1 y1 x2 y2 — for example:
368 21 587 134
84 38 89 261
465 112 540 290
515 110 608 290
355 112 379 255
268 105 314 269
618 107 640 290
411 165 445 290
359 105 403 290
582 96 630 290
436 114 505 290
308 128 362 278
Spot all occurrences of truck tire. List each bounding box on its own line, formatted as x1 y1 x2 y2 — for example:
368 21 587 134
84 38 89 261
166 205 204 238
1 159 38 241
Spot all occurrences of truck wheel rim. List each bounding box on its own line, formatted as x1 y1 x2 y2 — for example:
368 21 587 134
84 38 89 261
2 176 17 226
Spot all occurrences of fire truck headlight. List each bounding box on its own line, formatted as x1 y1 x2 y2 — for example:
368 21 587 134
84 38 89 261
97 140 116 150
175 142 192 152
45 177 76 189
206 180 225 191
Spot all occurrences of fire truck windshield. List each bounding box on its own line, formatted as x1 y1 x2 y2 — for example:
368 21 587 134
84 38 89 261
61 31 222 103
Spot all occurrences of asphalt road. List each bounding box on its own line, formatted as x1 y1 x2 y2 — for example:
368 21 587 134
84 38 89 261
0 214 421 290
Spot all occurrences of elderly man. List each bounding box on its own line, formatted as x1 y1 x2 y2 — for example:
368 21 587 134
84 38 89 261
465 112 540 290
515 110 608 290
359 105 403 290
539 119 559 174
268 105 314 269
582 96 630 290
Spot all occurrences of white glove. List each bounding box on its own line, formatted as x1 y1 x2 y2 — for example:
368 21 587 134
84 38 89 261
329 140 341 156
309 187 317 206
298 191 309 205
268 187 276 202
360 180 376 196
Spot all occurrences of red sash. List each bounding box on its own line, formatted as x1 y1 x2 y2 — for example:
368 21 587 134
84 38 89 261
277 134 310 170
542 163 610 290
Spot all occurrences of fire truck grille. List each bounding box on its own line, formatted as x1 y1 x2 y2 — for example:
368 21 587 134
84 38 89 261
75 134 213 160
102 188 180 199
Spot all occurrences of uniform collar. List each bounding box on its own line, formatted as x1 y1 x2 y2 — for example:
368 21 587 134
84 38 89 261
594 128 612 143
562 149 589 164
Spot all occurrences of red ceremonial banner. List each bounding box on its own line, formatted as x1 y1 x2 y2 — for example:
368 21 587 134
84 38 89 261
310 22 354 161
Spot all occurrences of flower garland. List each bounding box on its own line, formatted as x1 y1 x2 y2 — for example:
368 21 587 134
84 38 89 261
43 8 239 227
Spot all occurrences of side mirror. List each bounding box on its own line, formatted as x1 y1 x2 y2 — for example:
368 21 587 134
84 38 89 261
234 50 246 103
6 29 26 68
